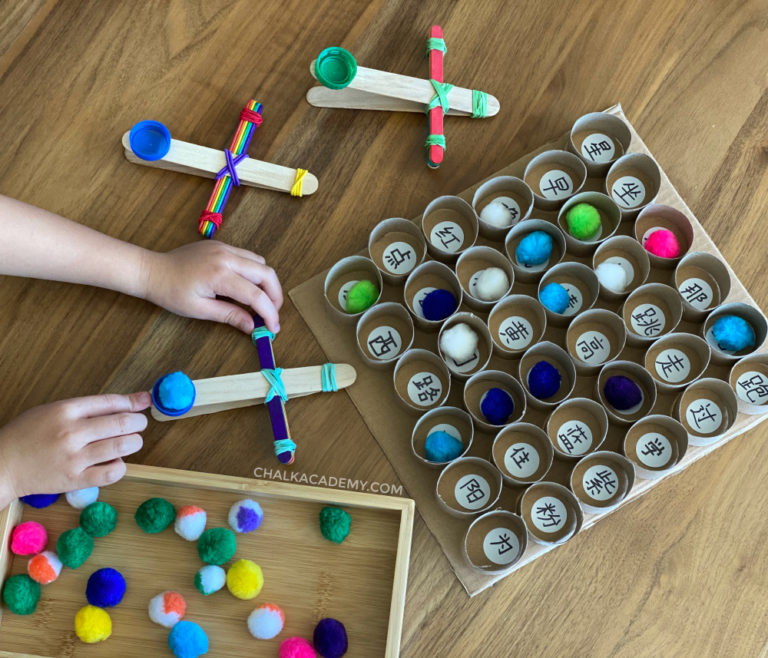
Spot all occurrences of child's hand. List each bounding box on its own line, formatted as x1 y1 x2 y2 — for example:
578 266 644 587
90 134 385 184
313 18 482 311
144 241 283 334
0 392 151 508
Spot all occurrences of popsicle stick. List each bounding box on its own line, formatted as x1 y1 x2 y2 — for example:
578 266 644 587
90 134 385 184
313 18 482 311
427 25 446 168
308 62 500 117
121 131 319 195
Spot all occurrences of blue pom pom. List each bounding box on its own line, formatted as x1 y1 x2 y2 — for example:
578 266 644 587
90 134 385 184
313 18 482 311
539 282 570 314
604 375 643 411
424 431 464 462
516 231 553 266
154 371 196 414
86 567 126 607
168 620 209 658
20 493 60 508
528 361 562 399
480 388 515 425
712 314 756 353
421 289 458 322
314 618 348 658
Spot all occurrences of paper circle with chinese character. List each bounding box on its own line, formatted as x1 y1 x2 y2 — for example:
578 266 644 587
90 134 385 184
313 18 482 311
603 256 635 283
498 316 534 351
338 280 359 308
430 221 465 253
630 303 665 337
654 348 691 383
581 465 619 502
611 175 646 209
429 423 461 440
636 432 672 468
366 325 403 361
412 287 437 319
503 442 540 479
382 241 418 275
406 371 443 407
530 496 567 533
678 277 714 311
559 283 583 317
684 398 723 435
454 474 491 511
575 330 611 365
556 420 593 456
445 350 481 374
735 371 768 405
581 133 616 164
482 527 520 565
539 169 574 200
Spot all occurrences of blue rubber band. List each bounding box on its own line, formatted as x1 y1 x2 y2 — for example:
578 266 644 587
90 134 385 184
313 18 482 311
262 368 288 403
273 438 296 456
251 327 276 345
425 79 453 114
321 363 338 392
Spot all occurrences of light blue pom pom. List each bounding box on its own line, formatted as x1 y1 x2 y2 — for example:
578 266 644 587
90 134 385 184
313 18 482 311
712 315 756 352
424 431 464 462
539 282 570 314
516 231 553 266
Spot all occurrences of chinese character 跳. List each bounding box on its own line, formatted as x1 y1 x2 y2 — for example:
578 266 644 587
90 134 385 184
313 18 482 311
632 307 662 336
489 532 514 555
738 373 768 404
368 331 398 358
584 469 618 498
383 247 412 271
458 477 486 505
413 374 440 404
535 502 562 528
614 181 642 205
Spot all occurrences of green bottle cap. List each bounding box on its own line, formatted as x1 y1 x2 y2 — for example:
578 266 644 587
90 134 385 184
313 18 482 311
314 47 357 90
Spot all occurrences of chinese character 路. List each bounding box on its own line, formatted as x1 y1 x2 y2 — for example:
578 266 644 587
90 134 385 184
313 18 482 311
413 374 440 404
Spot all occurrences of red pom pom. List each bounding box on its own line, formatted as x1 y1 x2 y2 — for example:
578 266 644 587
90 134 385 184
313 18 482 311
644 229 681 258
11 521 47 556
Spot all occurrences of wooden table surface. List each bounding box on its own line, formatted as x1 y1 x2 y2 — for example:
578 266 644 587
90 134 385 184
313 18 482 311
2 1 768 655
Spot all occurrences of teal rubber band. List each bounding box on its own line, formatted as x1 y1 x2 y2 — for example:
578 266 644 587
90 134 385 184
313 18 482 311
471 90 488 118
251 327 275 345
426 37 446 54
425 134 446 149
262 368 288 403
321 363 338 393
425 79 453 114
273 438 296 456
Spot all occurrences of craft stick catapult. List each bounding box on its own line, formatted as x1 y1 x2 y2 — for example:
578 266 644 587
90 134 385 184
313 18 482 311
123 99 319 238
150 317 356 465
306 25 500 168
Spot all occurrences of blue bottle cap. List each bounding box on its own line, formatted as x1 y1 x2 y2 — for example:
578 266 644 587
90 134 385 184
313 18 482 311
151 372 196 417
129 120 171 161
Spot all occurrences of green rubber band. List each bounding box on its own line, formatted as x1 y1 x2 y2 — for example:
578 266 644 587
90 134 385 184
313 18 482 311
425 79 453 114
274 438 296 456
426 37 446 54
251 327 275 345
425 134 446 149
321 363 338 393
262 368 288 403
471 90 488 118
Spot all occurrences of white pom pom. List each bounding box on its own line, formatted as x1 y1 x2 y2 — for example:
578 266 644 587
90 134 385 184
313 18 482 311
480 196 520 228
148 591 186 628
174 506 207 541
440 323 479 362
247 604 285 640
195 565 226 595
595 262 628 293
474 267 510 301
65 487 99 509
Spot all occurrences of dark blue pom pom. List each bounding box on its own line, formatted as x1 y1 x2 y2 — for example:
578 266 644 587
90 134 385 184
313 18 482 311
604 375 643 411
527 361 562 399
421 289 458 322
314 617 348 658
86 567 126 607
20 494 60 508
480 387 515 425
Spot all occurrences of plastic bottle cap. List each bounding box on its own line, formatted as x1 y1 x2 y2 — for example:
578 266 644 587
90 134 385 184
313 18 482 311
314 47 357 90
129 120 172 161
151 372 196 417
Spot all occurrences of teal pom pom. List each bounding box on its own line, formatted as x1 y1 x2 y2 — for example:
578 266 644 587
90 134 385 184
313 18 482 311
157 372 195 412
712 315 756 352
424 431 464 462
539 282 570 314
168 620 209 658
516 231 553 266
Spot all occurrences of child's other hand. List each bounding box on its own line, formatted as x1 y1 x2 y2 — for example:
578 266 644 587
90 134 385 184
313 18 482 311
144 241 283 335
0 392 150 508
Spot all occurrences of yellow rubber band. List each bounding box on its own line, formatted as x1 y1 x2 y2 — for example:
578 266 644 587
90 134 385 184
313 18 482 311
291 168 308 197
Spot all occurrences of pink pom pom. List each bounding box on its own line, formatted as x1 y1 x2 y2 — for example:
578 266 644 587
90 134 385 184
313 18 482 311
280 636 316 658
10 521 47 556
644 229 681 259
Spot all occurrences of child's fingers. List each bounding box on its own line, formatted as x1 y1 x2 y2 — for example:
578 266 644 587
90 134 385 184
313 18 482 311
79 411 147 445
66 392 151 418
80 459 127 488
83 433 143 465
218 242 267 265
201 299 258 334
217 277 280 333
231 258 284 310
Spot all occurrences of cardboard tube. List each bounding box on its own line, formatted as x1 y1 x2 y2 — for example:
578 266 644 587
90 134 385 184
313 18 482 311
592 235 651 302
355 302 414 368
368 217 427 285
505 218 567 283
455 245 515 311
472 176 534 241
635 204 694 269
702 302 767 365
403 260 463 332
411 406 474 468
644 332 710 392
621 282 683 346
730 353 768 415
323 255 383 325
392 348 451 414
463 510 528 573
565 309 627 375
519 341 577 409
545 397 608 459
435 457 502 518
463 370 527 432
437 312 493 379
624 415 688 479
487 294 547 358
673 377 738 446
519 482 583 546
605 153 661 220
523 150 587 211
421 195 479 261
674 251 732 322
569 112 631 175
538 262 599 327
557 192 621 256
570 450 635 513
491 422 554 486
597 360 658 425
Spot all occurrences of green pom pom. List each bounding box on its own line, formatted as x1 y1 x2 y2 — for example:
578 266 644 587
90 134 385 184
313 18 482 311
319 506 351 544
565 203 601 240
2 574 41 615
345 280 378 314
135 497 176 534
57 527 94 569
80 501 117 537
197 527 237 565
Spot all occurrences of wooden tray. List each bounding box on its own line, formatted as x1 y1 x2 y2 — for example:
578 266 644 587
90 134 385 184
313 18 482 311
289 103 768 596
0 464 414 657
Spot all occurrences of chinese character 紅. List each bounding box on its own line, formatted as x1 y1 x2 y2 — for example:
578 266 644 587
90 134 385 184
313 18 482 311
584 139 613 162
384 247 412 271
680 281 709 306
489 532 514 555
413 374 440 404
584 469 618 497
541 175 571 197
577 335 606 362
640 436 666 458
615 181 642 205
458 477 486 505
738 374 768 404
368 331 398 358
434 226 461 250
632 307 662 336
558 423 589 454
535 502 562 528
